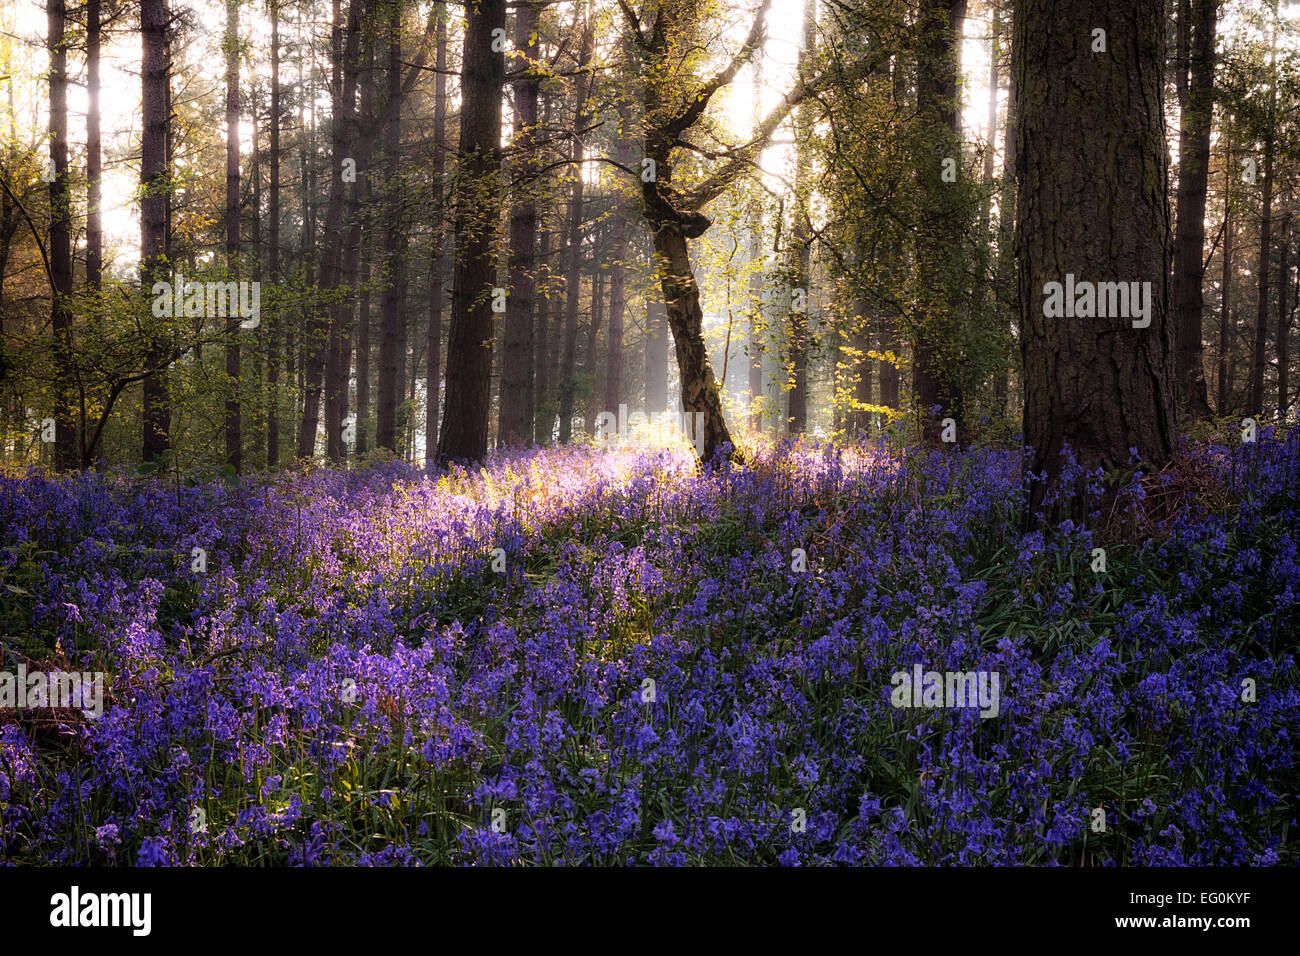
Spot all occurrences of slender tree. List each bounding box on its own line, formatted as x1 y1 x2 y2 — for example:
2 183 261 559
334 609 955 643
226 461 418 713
225 0 243 472
267 0 282 466
1250 13 1278 417
46 0 76 470
425 1 449 462
141 0 171 463
1172 0 1216 417
436 0 507 465
498 0 542 447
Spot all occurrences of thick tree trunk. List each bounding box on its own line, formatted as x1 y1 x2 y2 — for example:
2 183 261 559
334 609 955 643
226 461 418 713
436 0 506 465
141 0 171 463
1015 0 1177 519
1172 0 1216 418
225 0 242 472
498 0 540 447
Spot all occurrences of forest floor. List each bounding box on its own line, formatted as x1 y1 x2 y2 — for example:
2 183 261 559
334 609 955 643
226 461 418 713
0 433 1297 865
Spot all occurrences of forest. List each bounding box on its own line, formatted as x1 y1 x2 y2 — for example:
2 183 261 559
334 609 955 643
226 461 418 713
0 0 1297 871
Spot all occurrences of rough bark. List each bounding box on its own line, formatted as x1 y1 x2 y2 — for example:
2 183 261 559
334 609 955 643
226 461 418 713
1015 0 1177 519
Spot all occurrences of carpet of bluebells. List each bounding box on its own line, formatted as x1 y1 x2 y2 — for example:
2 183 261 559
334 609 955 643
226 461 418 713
1 430 1298 866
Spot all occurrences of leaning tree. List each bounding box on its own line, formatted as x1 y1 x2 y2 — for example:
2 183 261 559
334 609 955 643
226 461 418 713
624 0 882 460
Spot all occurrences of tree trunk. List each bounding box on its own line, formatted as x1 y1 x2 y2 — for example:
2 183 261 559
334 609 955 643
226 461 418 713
993 13 1017 416
424 1 449 462
556 14 595 443
355 255 372 454
1172 0 1216 418
435 0 506 465
86 0 102 294
329 42 376 461
584 267 604 432
378 2 406 453
747 62 765 435
141 0 171 463
851 298 873 435
604 129 630 418
645 290 668 414
47 0 76 470
1278 214 1290 418
1217 129 1233 414
498 0 540 447
786 0 816 435
1250 22 1277 417
534 226 552 443
652 226 736 459
225 0 242 472
912 0 968 442
267 0 281 467
1015 0 1177 520
298 0 363 459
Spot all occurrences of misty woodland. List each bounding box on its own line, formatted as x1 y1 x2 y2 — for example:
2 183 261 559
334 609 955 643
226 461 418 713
0 0 1297 866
